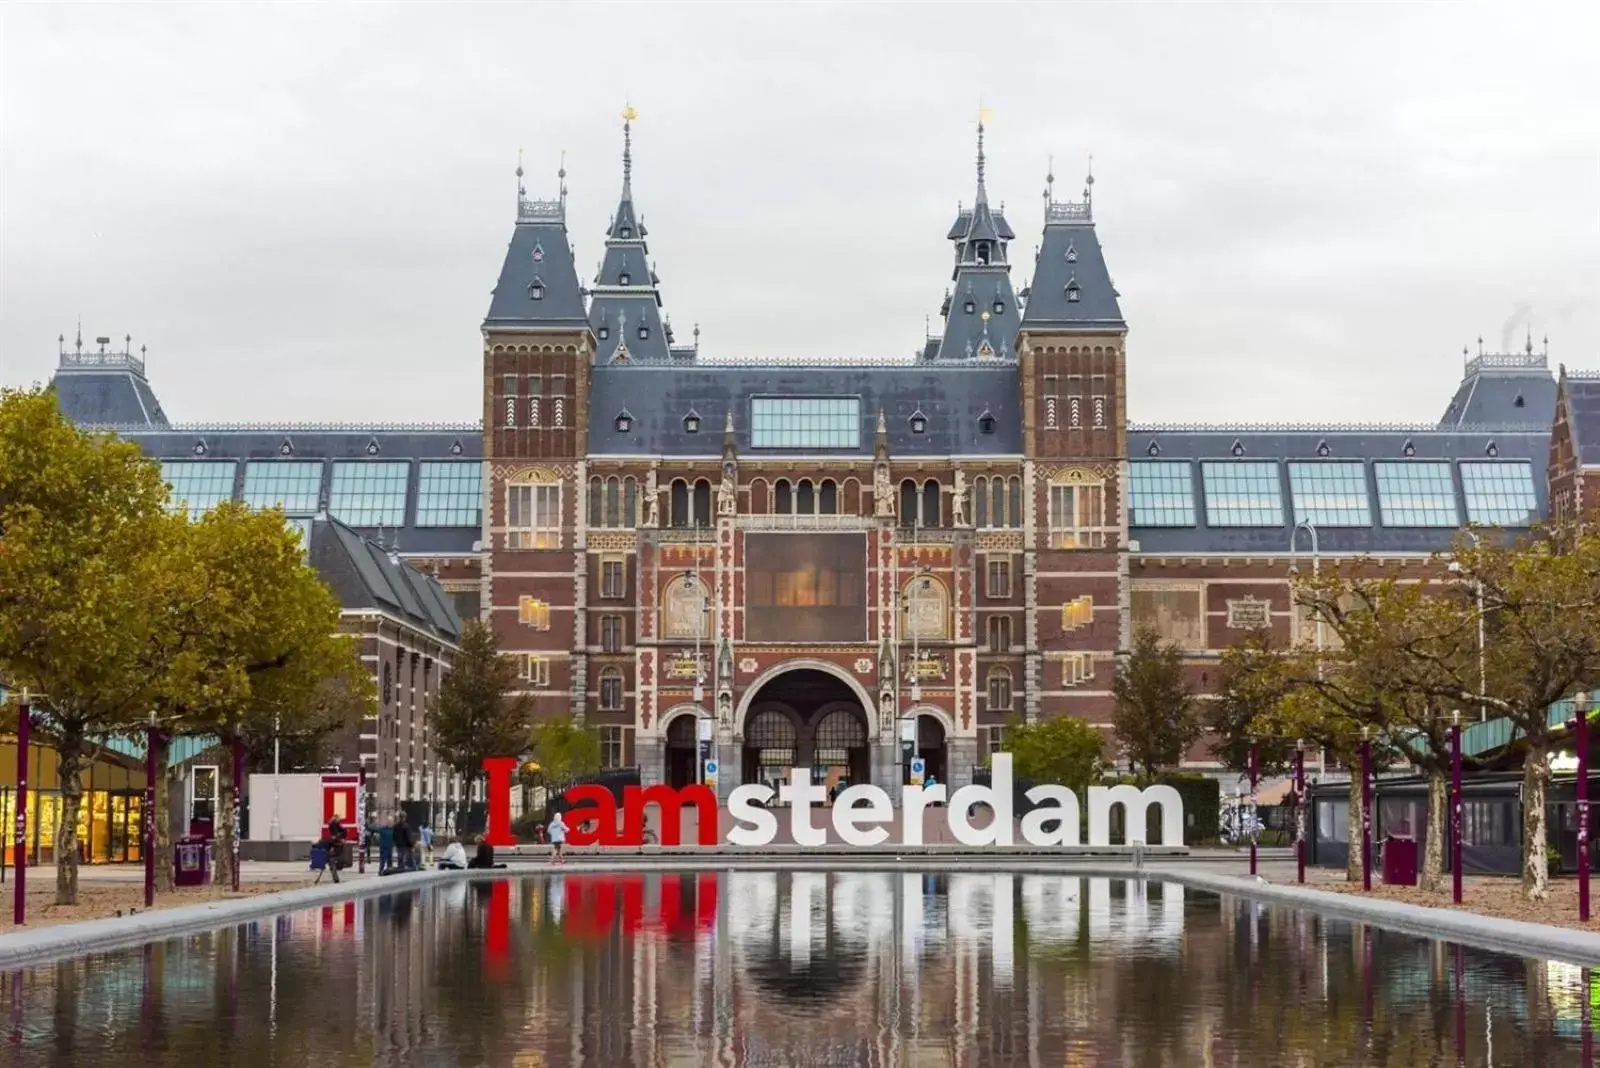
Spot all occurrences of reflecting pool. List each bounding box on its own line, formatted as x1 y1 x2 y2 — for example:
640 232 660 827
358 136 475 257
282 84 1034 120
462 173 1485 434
1 872 1594 1066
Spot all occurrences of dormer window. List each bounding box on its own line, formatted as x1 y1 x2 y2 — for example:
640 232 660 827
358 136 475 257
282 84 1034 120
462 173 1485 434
1066 243 1078 264
638 325 649 340
993 300 1004 315
964 300 976 315
1485 441 1499 458
597 326 610 340
615 410 634 433
909 409 928 434
529 279 544 300
684 410 701 434
1066 284 1081 303
978 410 996 435
619 272 631 286
976 242 991 265
620 226 632 238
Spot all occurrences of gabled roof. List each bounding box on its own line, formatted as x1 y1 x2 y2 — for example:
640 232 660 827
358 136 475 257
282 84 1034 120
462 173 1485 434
1559 371 1600 467
308 516 462 642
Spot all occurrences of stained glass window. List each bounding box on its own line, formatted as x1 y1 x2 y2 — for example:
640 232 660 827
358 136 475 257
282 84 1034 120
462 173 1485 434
159 461 236 519
1288 462 1371 527
415 461 481 527
1200 462 1283 526
330 461 409 527
242 461 323 514
750 397 860 450
1128 461 1194 526
1460 462 1538 526
1373 462 1458 527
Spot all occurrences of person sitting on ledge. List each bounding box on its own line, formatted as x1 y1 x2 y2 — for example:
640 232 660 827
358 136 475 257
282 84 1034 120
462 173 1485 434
437 839 469 870
468 834 507 869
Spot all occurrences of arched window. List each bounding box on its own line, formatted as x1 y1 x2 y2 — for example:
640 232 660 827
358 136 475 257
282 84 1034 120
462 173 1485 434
974 478 989 529
819 479 838 514
797 479 815 514
692 479 712 527
991 477 1005 528
623 476 637 527
670 479 689 528
749 478 769 515
587 476 603 528
1008 476 1023 527
843 478 860 515
599 667 624 711
986 667 1012 713
899 480 919 528
605 477 621 526
774 479 792 515
922 479 941 528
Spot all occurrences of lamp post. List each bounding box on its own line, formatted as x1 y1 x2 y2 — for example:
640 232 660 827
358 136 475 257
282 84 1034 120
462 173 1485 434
1360 726 1372 892
145 711 158 909
270 712 282 841
1294 738 1306 884
1452 709 1463 905
1449 532 1487 722
1289 519 1322 654
13 692 31 926
1248 743 1260 877
1575 691 1590 922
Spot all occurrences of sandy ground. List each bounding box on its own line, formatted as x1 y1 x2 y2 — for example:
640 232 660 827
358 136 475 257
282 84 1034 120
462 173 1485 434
1288 872 1600 933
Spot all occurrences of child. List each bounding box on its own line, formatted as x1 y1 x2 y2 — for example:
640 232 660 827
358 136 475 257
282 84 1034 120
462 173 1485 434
547 810 568 864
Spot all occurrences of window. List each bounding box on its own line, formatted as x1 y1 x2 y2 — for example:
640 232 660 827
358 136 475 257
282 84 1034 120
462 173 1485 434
1132 588 1205 649
600 614 624 653
921 480 941 528
978 411 996 435
1201 461 1283 527
1128 461 1194 527
1049 479 1107 548
819 480 838 514
330 461 409 527
993 299 1004 314
517 655 550 687
899 478 941 528
1066 284 1081 303
242 461 322 514
1062 595 1093 630
797 479 815 513
1460 462 1538 526
415 462 481 527
588 476 638 528
670 480 690 527
750 397 860 450
528 376 541 428
601 557 626 598
1063 653 1093 687
160 461 236 519
1288 462 1370 527
503 375 517 428
986 668 1013 712
638 325 649 340
692 479 712 526
619 272 631 286
986 615 1012 652
964 299 976 314
986 557 1011 599
1373 462 1458 527
518 596 551 630
598 326 610 341
976 475 1021 528
984 725 1007 756
774 479 793 515
599 668 624 711
600 726 629 769
902 576 949 640
507 481 562 548
529 280 544 300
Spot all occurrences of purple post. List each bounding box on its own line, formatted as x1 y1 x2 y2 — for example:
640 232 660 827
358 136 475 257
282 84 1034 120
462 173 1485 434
1452 719 1463 905
11 703 28 926
144 726 158 909
231 738 243 893
1249 744 1259 877
1583 967 1593 1067
1579 702 1590 922
357 766 368 875
1294 746 1306 884
1360 738 1372 892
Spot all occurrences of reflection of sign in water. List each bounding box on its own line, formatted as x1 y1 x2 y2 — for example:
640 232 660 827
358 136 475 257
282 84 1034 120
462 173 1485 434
910 757 925 787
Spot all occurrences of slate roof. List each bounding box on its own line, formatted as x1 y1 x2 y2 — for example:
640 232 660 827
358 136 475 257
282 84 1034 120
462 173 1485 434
483 190 588 331
1560 372 1600 467
1020 200 1125 331
307 516 462 642
588 363 1021 457
1438 350 1555 428
50 354 169 427
1127 425 1549 555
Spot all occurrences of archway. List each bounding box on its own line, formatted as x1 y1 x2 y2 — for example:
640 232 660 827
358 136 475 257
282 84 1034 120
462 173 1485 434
908 713 948 786
663 712 699 789
740 666 874 794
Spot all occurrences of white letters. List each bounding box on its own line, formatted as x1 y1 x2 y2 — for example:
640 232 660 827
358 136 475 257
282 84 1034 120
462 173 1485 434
900 782 945 845
832 784 894 846
1020 784 1081 846
947 752 1015 845
1086 783 1185 846
725 784 779 846
779 769 827 845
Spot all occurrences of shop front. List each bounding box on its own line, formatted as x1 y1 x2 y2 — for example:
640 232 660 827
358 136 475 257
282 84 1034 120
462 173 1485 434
0 737 149 865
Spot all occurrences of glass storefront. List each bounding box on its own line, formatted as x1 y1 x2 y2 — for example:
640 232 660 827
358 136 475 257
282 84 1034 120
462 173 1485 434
0 788 146 866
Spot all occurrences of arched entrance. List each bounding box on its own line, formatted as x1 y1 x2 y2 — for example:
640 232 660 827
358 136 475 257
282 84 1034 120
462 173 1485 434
908 713 948 786
741 667 873 794
664 713 699 788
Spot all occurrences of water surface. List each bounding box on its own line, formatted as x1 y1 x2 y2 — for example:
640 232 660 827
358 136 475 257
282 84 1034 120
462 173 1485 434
1 871 1592 1066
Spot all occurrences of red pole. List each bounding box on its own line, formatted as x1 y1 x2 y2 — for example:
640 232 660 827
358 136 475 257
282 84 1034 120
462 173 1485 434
1360 738 1372 892
231 738 243 893
1451 719 1463 905
12 702 28 926
357 766 367 875
1248 744 1259 877
1294 746 1306 885
1578 701 1590 923
144 726 158 909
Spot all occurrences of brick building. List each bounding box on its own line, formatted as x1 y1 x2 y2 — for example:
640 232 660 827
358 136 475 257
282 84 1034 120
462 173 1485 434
41 115 1574 796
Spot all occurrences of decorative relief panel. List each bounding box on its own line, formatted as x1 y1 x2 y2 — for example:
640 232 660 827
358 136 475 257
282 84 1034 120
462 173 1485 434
975 530 1025 553
1226 597 1271 630
739 657 758 676
662 575 712 639
902 577 950 640
588 531 636 553
854 658 874 675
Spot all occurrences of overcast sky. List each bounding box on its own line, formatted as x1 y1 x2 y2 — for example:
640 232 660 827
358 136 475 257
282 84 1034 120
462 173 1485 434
2 2 1595 427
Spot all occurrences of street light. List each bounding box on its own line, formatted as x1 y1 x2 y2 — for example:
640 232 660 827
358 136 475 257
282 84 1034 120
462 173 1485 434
1447 531 1487 722
1288 519 1322 655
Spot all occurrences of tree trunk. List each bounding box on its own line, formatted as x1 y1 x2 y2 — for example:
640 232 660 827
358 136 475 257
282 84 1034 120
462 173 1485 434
153 732 175 894
55 727 86 906
1346 771 1364 884
214 735 237 889
1522 742 1551 901
1421 768 1447 893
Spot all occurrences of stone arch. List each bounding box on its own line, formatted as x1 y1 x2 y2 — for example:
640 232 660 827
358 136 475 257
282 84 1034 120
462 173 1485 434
734 658 878 732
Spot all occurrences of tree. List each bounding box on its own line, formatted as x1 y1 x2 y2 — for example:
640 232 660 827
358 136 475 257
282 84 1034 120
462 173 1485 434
1002 713 1106 795
0 388 173 903
528 715 601 790
1112 625 1199 778
1209 631 1298 779
433 619 533 804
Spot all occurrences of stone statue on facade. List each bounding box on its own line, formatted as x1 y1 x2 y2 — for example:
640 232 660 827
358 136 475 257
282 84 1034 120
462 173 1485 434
718 466 737 516
643 468 660 527
952 470 969 527
873 464 894 517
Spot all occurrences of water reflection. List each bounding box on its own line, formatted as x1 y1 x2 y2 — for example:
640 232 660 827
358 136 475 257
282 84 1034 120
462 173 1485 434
1 872 1593 1066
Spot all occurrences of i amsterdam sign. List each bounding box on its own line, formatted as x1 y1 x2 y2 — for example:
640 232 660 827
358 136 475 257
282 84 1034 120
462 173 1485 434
481 754 1185 849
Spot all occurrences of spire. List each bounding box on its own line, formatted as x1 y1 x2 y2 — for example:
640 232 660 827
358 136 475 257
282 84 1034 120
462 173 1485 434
487 148 586 329
621 103 636 201
975 110 989 207
931 112 1021 360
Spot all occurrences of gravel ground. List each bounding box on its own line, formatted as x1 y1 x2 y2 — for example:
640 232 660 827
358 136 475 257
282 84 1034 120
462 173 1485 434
1306 875 1600 932
0 881 312 930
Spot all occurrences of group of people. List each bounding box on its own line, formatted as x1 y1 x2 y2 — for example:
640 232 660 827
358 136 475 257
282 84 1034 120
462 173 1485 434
311 808 572 880
363 811 433 874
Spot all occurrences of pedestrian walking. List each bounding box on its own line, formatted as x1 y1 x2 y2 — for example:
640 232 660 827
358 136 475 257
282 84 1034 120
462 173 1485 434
419 821 434 866
393 812 414 872
378 820 395 874
547 810 568 864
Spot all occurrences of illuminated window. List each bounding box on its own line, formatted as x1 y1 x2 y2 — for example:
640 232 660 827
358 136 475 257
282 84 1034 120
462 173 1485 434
1128 462 1194 527
599 667 624 711
986 667 1013 712
1460 462 1538 526
1373 462 1458 527
1288 461 1370 527
159 460 236 519
1062 595 1093 630
330 461 409 527
518 597 551 630
750 397 860 450
415 462 481 527
507 481 562 548
242 461 322 514
1049 479 1107 548
1201 462 1283 527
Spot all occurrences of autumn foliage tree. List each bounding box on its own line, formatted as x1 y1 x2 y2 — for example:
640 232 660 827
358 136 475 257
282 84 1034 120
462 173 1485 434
1002 713 1107 796
433 619 533 817
1112 625 1200 778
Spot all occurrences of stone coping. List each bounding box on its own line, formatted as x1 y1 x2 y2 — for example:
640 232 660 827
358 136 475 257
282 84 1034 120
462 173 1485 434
5 858 1596 972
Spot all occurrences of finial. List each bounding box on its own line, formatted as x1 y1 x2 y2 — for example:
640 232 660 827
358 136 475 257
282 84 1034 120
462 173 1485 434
1478 336 1484 355
974 105 991 203
75 319 82 353
1045 155 1055 203
1544 334 1550 356
621 102 636 197
558 149 568 212
1084 154 1094 211
140 344 147 359
1526 326 1534 356
877 409 888 434
724 409 734 434
693 322 701 347
516 146 525 205
124 333 131 352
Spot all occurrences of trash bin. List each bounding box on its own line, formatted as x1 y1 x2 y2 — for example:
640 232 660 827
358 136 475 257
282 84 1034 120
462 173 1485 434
175 835 209 887
1382 834 1418 886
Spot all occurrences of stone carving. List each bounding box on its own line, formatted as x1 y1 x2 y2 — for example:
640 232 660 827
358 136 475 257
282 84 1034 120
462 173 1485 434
739 656 758 675
643 468 660 528
717 690 732 727
903 578 949 640
874 464 895 517
854 658 874 675
663 576 709 639
718 466 737 516
952 471 969 527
